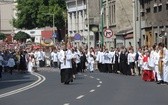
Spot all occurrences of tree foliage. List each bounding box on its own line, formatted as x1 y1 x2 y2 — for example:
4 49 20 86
0 33 6 40
13 31 31 42
13 0 66 29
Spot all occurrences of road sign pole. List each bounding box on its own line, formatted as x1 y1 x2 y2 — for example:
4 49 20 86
101 0 104 47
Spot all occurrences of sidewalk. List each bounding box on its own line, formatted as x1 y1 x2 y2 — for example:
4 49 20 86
0 71 30 81
0 71 36 93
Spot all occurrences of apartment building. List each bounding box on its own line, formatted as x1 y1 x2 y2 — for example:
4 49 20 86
66 0 100 47
102 0 135 48
140 0 168 47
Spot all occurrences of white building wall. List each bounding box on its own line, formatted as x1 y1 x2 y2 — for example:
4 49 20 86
66 0 95 47
0 1 15 34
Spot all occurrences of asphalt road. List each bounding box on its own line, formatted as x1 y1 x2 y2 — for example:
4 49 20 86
0 68 168 105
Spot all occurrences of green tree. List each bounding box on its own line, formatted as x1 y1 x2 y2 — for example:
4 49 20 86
13 31 31 42
13 0 66 29
0 33 6 40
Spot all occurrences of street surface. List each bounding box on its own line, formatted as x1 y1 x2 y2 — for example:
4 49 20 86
0 67 168 105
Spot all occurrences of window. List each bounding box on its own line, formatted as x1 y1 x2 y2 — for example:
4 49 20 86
141 12 145 16
146 8 151 13
166 4 168 10
154 7 157 13
158 5 162 12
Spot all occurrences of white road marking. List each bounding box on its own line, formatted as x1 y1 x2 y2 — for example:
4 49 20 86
89 89 95 93
90 76 94 78
96 78 100 81
76 95 84 99
64 103 70 105
99 81 102 84
97 85 101 87
0 79 32 83
0 72 46 99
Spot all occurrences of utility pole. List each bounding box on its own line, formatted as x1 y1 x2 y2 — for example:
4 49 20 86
137 0 141 48
133 0 137 52
87 0 90 51
106 0 109 49
100 0 104 47
106 0 109 29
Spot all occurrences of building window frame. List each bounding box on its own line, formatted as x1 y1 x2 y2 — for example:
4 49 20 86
153 7 157 13
146 7 151 13
158 4 162 12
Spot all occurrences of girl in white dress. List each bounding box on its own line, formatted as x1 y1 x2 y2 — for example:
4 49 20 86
27 54 34 73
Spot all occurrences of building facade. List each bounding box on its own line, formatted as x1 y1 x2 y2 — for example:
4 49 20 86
140 0 168 47
0 0 16 36
102 0 134 48
66 0 100 48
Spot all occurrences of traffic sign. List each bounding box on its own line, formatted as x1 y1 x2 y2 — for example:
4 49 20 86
74 33 81 40
104 29 113 38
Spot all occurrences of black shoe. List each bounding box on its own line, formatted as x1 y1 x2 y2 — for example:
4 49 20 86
64 82 70 85
157 80 163 84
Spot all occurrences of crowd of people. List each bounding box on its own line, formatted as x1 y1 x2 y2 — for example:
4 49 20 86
0 42 168 86
95 43 168 85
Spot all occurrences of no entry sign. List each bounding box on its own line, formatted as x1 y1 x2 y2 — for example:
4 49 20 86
104 29 113 38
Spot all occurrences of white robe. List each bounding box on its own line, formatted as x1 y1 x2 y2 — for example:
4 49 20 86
58 50 72 69
154 51 163 81
163 49 168 82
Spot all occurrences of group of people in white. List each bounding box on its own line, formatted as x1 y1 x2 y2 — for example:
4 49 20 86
1 42 167 86
96 42 168 85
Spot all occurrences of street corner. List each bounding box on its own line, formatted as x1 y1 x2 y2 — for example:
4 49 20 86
0 72 37 93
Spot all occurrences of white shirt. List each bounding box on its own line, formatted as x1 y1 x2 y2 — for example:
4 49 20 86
138 52 143 67
50 51 55 61
58 50 72 69
87 55 94 64
127 52 136 64
103 52 112 64
142 55 152 70
96 51 104 63
7 58 15 67
109 51 115 63
37 51 45 61
53 52 58 62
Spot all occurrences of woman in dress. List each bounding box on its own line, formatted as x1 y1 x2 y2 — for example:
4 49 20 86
27 54 34 73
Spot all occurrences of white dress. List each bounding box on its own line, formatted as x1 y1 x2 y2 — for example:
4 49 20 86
28 57 33 73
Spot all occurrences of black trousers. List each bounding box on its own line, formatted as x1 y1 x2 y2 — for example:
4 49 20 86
104 64 112 73
60 68 72 83
98 63 102 72
76 63 81 72
0 66 2 78
109 64 113 73
120 62 128 75
8 67 14 75
53 62 58 68
113 62 119 73
39 60 45 67
50 60 53 67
